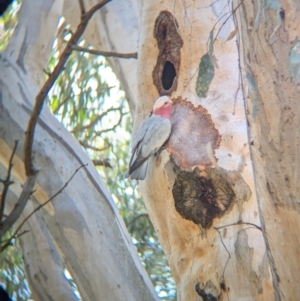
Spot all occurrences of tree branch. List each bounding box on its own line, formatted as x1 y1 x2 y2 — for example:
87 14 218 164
24 0 112 176
213 0 245 43
94 112 126 135
0 230 30 250
52 53 84 114
0 164 87 252
127 213 149 227
71 107 121 133
78 140 110 152
92 159 112 168
0 141 18 226
0 174 37 238
78 0 86 16
71 44 138 59
213 220 262 231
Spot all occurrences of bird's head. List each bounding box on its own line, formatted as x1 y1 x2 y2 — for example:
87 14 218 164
152 96 173 119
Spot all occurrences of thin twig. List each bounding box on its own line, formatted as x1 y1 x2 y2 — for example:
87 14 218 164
0 141 18 225
0 174 37 238
94 110 128 136
215 227 231 258
214 226 231 286
53 95 71 114
92 159 112 168
0 164 87 252
127 213 149 227
213 220 262 281
24 0 112 176
214 221 262 231
71 107 120 133
213 0 245 43
52 53 85 115
79 140 110 152
0 230 30 250
71 44 138 59
215 226 256 301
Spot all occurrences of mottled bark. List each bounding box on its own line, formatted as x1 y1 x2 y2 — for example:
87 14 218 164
132 0 273 300
0 0 158 300
235 0 300 299
63 0 300 299
2 0 299 300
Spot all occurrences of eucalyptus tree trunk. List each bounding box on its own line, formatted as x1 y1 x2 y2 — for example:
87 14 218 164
129 1 274 300
234 0 300 300
0 1 158 301
123 0 299 299
79 0 293 300
1 0 298 300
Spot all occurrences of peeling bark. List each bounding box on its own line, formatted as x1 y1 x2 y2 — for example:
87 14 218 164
135 1 273 300
0 0 158 300
234 0 300 299
2 0 299 300
67 0 299 299
166 98 221 168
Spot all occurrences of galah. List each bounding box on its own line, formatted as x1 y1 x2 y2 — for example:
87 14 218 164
127 96 173 180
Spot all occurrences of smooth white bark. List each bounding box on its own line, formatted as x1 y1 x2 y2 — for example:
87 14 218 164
3 0 297 299
235 0 300 299
63 0 300 299
63 0 140 113
75 0 274 299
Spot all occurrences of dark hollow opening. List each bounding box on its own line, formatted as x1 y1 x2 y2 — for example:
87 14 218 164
161 61 176 91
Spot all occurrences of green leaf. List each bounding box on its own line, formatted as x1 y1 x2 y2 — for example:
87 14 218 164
195 53 215 97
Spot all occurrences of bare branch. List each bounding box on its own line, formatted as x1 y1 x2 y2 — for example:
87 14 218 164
92 159 112 168
0 141 18 225
127 213 149 227
71 44 138 59
53 95 71 114
78 0 86 16
0 174 37 238
94 111 126 136
214 227 231 258
71 107 121 133
0 164 87 252
79 140 110 152
52 53 84 115
213 220 262 231
213 219 261 280
24 0 112 176
213 0 245 43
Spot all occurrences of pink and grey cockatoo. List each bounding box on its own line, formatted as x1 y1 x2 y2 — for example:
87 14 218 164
127 96 173 180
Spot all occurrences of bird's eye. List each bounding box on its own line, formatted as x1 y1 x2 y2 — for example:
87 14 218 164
164 102 168 105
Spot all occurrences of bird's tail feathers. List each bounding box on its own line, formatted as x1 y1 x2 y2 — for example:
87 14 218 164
129 160 148 180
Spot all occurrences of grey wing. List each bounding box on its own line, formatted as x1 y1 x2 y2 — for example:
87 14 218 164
128 117 152 168
130 116 152 153
129 160 148 180
139 117 171 158
128 116 171 177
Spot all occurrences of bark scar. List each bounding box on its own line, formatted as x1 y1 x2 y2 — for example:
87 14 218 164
153 11 183 95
